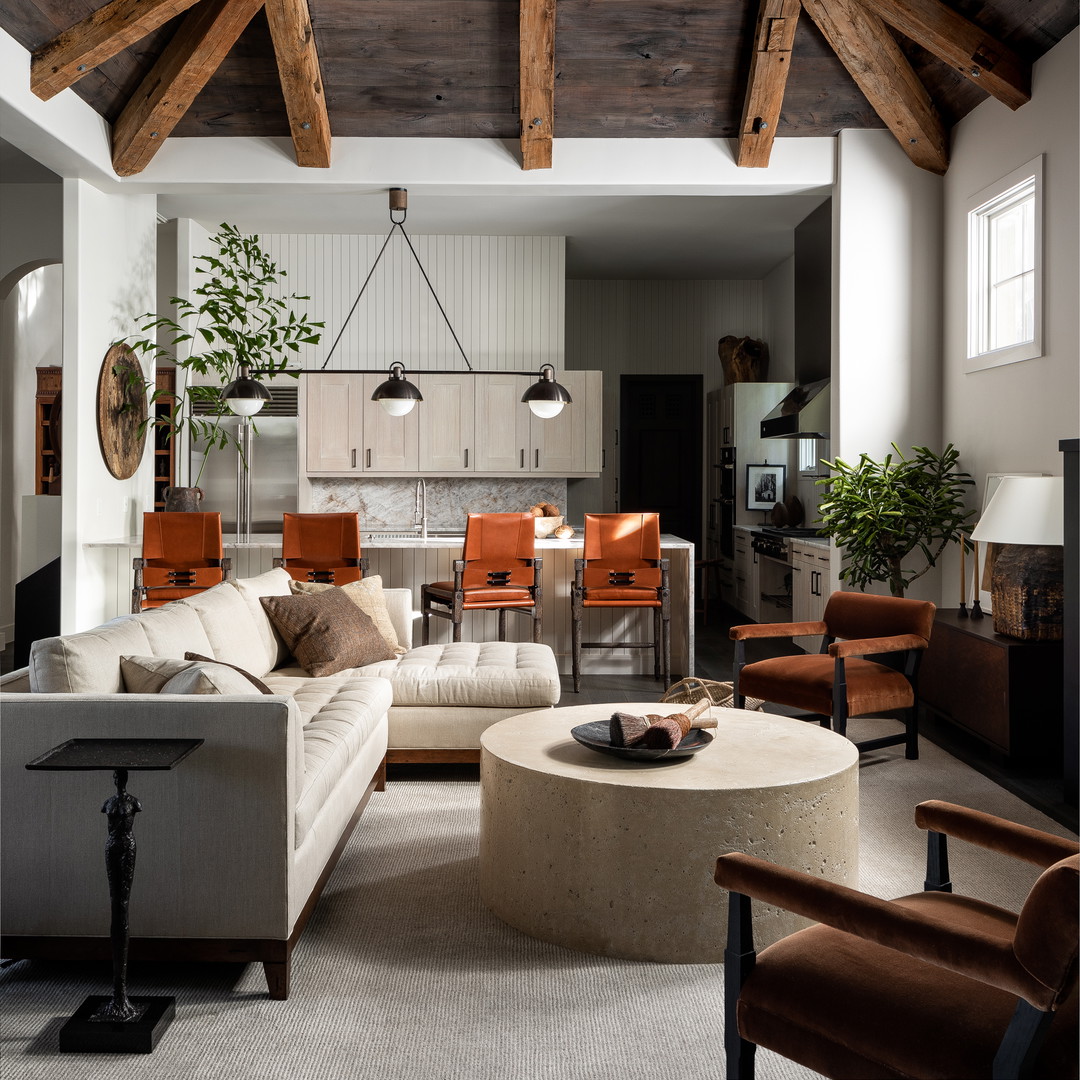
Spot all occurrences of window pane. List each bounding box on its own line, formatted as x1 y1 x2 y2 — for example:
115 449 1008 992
990 272 1034 350
990 203 1024 283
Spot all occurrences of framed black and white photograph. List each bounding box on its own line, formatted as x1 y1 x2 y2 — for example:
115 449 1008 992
746 463 785 511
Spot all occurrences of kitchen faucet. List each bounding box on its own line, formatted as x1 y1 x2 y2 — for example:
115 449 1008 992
414 478 428 540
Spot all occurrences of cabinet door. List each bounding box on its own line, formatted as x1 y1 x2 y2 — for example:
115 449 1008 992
419 372 474 472
733 532 759 621
790 546 817 651
306 373 363 473
362 375 419 472
532 370 600 475
474 373 530 472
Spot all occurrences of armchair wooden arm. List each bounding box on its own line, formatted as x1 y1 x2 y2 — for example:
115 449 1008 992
828 632 929 658
730 621 827 641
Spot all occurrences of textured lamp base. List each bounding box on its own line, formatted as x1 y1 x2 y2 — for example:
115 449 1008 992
991 544 1064 641
58 996 175 1053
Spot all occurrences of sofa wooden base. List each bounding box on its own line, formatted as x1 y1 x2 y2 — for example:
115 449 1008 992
386 747 481 765
1 772 382 1000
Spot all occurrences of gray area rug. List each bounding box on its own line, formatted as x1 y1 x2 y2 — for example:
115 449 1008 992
2 720 1076 1080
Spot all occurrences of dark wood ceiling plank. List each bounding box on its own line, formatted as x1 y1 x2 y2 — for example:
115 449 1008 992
738 0 802 167
857 0 1030 110
111 0 266 176
264 0 330 167
801 0 949 174
31 0 204 100
520 0 556 170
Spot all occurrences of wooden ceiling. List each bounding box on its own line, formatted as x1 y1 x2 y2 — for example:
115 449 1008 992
4 0 1076 177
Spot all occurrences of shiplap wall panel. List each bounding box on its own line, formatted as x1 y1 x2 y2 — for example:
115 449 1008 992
564 279 768 516
260 235 565 374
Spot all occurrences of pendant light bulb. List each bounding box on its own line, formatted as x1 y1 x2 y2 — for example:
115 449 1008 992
371 362 423 416
521 364 572 419
222 365 271 416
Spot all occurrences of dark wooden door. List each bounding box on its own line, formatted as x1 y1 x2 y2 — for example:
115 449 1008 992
619 375 703 548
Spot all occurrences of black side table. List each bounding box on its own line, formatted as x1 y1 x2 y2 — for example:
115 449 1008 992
26 737 203 1053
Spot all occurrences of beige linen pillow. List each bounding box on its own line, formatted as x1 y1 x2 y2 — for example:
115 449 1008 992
288 575 406 656
120 655 268 695
260 588 395 677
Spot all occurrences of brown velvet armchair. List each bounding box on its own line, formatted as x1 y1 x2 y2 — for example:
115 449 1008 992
731 590 936 759
715 800 1079 1080
421 513 542 644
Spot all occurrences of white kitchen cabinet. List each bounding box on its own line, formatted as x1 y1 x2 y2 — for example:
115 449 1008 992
419 372 473 472
473 372 531 472
304 370 600 477
732 528 759 622
791 540 831 651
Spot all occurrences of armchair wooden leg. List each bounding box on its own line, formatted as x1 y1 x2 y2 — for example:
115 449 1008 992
725 890 758 1080
733 640 745 709
992 999 1055 1080
420 587 431 646
904 705 920 760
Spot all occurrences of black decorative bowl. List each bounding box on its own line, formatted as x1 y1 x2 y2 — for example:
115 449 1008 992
570 721 713 762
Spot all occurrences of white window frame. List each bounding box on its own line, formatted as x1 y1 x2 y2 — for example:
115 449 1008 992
965 155 1043 373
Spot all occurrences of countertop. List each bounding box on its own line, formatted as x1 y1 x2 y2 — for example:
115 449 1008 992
733 525 831 550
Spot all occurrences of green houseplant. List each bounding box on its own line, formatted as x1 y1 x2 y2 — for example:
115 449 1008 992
126 223 323 492
816 443 975 597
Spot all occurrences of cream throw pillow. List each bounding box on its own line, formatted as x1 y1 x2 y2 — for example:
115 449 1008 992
288 575 406 656
120 655 267 696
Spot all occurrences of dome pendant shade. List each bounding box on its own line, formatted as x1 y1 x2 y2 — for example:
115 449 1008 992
222 366 271 415
522 364 572 418
372 362 423 415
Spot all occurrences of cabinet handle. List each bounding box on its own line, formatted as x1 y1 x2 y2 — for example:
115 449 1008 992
366 448 371 468
351 449 356 468
520 449 525 469
535 448 540 468
464 448 469 468
602 448 606 469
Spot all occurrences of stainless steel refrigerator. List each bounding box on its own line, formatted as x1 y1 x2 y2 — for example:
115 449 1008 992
189 386 298 536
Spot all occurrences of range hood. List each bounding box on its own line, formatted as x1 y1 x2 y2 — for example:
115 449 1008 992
761 378 830 440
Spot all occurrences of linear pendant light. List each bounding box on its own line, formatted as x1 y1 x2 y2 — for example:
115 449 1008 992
317 188 572 418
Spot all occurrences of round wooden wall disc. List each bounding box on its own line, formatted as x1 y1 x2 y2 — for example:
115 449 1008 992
97 344 148 480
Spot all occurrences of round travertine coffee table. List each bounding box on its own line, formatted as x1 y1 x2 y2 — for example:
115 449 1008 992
479 702 859 963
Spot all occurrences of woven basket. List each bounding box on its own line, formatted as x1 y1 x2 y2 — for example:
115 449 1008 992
660 677 765 712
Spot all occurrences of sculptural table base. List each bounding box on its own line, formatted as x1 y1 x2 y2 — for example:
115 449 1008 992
59 996 177 1054
26 738 202 1054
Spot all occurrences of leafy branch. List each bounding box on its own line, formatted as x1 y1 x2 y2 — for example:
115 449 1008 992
123 224 323 486
815 443 975 597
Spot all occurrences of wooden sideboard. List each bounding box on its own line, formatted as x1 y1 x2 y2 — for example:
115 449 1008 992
919 609 1064 762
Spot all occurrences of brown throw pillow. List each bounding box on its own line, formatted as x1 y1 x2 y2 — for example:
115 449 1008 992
288 575 406 656
184 652 273 693
260 588 395 677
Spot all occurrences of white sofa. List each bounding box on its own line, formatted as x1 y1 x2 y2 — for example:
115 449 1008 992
0 568 560 997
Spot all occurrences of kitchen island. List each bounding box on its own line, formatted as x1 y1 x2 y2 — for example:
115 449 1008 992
86 532 695 678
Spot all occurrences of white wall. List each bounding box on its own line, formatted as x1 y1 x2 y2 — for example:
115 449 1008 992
61 180 158 632
942 29 1078 491
831 129 944 600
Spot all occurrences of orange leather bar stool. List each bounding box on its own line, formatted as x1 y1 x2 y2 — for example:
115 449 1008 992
272 512 368 585
131 512 231 612
572 512 670 692
731 590 936 759
421 513 542 644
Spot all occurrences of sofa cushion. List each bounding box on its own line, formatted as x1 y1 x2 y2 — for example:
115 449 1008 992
120 655 268 695
178 583 271 677
136 602 215 660
261 589 395 677
271 641 561 709
29 616 153 693
228 567 294 670
184 653 273 693
261 672 393 846
289 575 407 655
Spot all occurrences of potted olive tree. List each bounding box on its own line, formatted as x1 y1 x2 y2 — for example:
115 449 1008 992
815 443 975 597
127 223 323 508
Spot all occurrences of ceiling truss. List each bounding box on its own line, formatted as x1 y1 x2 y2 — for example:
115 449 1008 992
27 0 1037 177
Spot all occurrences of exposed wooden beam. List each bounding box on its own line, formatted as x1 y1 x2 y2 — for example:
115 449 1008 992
520 0 556 170
31 0 204 101
802 0 948 174
738 0 802 168
264 0 331 167
856 0 1031 111
112 0 265 177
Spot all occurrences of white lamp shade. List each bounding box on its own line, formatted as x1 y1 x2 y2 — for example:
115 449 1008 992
227 396 265 416
527 400 565 419
379 397 417 416
970 476 1064 546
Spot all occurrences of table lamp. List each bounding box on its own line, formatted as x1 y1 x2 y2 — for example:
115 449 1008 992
970 476 1064 640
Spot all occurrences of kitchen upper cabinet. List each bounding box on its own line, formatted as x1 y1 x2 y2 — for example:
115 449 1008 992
473 373 530 472
419 372 473 472
304 370 600 477
531 370 601 476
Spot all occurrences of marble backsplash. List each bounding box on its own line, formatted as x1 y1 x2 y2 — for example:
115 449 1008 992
310 477 569 532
